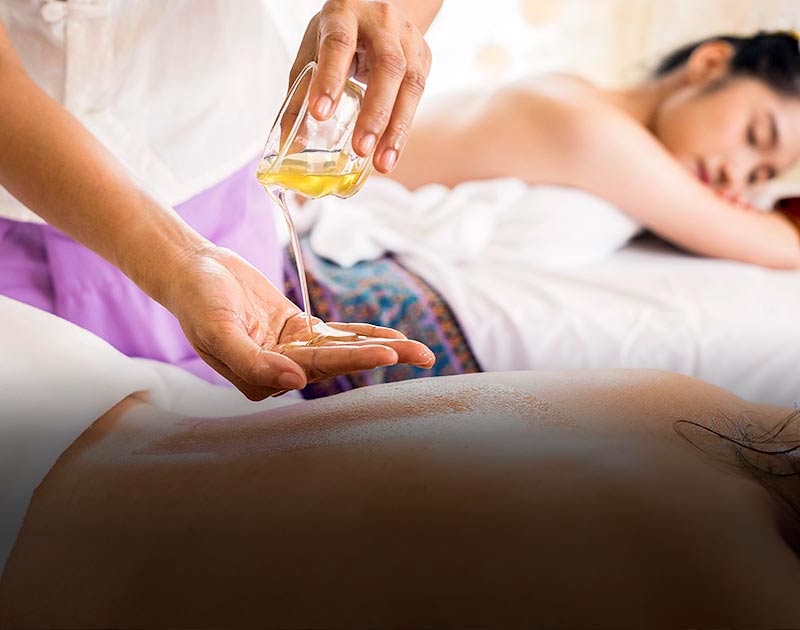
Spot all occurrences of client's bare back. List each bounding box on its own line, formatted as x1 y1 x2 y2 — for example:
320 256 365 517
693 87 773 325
3 370 800 627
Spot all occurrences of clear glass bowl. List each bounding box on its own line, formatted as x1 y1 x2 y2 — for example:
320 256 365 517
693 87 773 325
257 61 374 200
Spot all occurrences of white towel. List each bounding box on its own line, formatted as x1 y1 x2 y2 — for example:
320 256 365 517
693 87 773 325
307 177 641 269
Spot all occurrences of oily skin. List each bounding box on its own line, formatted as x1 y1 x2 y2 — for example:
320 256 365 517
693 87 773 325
3 370 800 627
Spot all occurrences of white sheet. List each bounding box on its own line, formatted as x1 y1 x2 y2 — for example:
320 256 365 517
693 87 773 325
0 297 297 575
404 236 800 406
308 179 800 407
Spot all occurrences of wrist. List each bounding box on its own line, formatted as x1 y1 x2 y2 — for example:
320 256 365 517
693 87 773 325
388 0 443 33
113 190 213 308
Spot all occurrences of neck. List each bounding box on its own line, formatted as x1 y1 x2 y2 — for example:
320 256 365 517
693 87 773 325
607 72 686 131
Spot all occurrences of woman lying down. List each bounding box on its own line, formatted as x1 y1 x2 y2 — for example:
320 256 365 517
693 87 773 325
2 296 800 627
386 31 800 268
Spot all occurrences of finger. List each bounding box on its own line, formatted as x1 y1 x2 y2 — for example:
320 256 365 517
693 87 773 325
280 80 310 149
326 322 408 339
377 339 436 369
205 324 308 395
282 17 322 148
374 32 431 173
288 14 320 89
281 344 399 381
308 5 359 121
319 338 434 368
196 349 277 402
316 332 434 368
352 30 407 158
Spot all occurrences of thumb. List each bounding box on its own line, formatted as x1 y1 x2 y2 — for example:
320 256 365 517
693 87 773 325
206 324 308 392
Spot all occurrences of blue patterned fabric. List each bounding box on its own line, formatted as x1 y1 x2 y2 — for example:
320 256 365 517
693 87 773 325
284 238 481 398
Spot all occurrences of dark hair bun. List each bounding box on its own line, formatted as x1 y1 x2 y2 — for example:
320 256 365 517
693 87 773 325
655 32 800 95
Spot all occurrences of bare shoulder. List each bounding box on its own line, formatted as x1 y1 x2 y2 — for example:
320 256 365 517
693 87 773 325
517 72 603 98
477 72 638 155
495 72 617 114
396 72 635 188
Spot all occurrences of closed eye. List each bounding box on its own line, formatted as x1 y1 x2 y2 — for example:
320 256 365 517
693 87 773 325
747 113 779 152
747 125 759 148
749 165 777 185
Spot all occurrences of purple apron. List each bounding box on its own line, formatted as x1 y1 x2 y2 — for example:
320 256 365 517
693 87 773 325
0 158 281 386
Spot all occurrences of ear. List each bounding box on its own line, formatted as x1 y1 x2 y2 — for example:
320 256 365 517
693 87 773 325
685 41 735 86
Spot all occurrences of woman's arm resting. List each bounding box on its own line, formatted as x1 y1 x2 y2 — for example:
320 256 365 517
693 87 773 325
567 111 800 269
478 91 800 269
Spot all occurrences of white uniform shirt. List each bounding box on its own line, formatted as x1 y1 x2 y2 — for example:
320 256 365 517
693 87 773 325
0 0 319 223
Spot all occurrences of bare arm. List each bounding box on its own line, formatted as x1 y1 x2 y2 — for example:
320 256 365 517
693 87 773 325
0 23 434 398
518 91 800 268
556 100 800 269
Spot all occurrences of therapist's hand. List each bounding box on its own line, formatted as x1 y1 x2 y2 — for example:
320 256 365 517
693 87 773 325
291 0 434 174
164 245 435 400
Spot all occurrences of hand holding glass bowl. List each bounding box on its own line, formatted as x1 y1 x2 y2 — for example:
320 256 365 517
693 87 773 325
258 61 375 200
257 61 435 382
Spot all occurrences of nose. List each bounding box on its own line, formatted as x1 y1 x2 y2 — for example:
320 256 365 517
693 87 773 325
716 155 754 195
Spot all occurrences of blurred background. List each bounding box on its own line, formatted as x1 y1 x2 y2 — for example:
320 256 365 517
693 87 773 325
424 0 800 95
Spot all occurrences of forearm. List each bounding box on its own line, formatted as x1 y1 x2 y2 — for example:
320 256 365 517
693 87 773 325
389 0 443 32
732 211 800 269
0 30 207 304
630 176 800 269
556 102 800 269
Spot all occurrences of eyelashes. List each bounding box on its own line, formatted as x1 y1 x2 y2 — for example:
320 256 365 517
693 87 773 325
749 165 776 185
745 116 778 184
747 125 759 148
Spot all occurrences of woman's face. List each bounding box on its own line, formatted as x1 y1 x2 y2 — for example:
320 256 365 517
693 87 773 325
653 75 800 197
